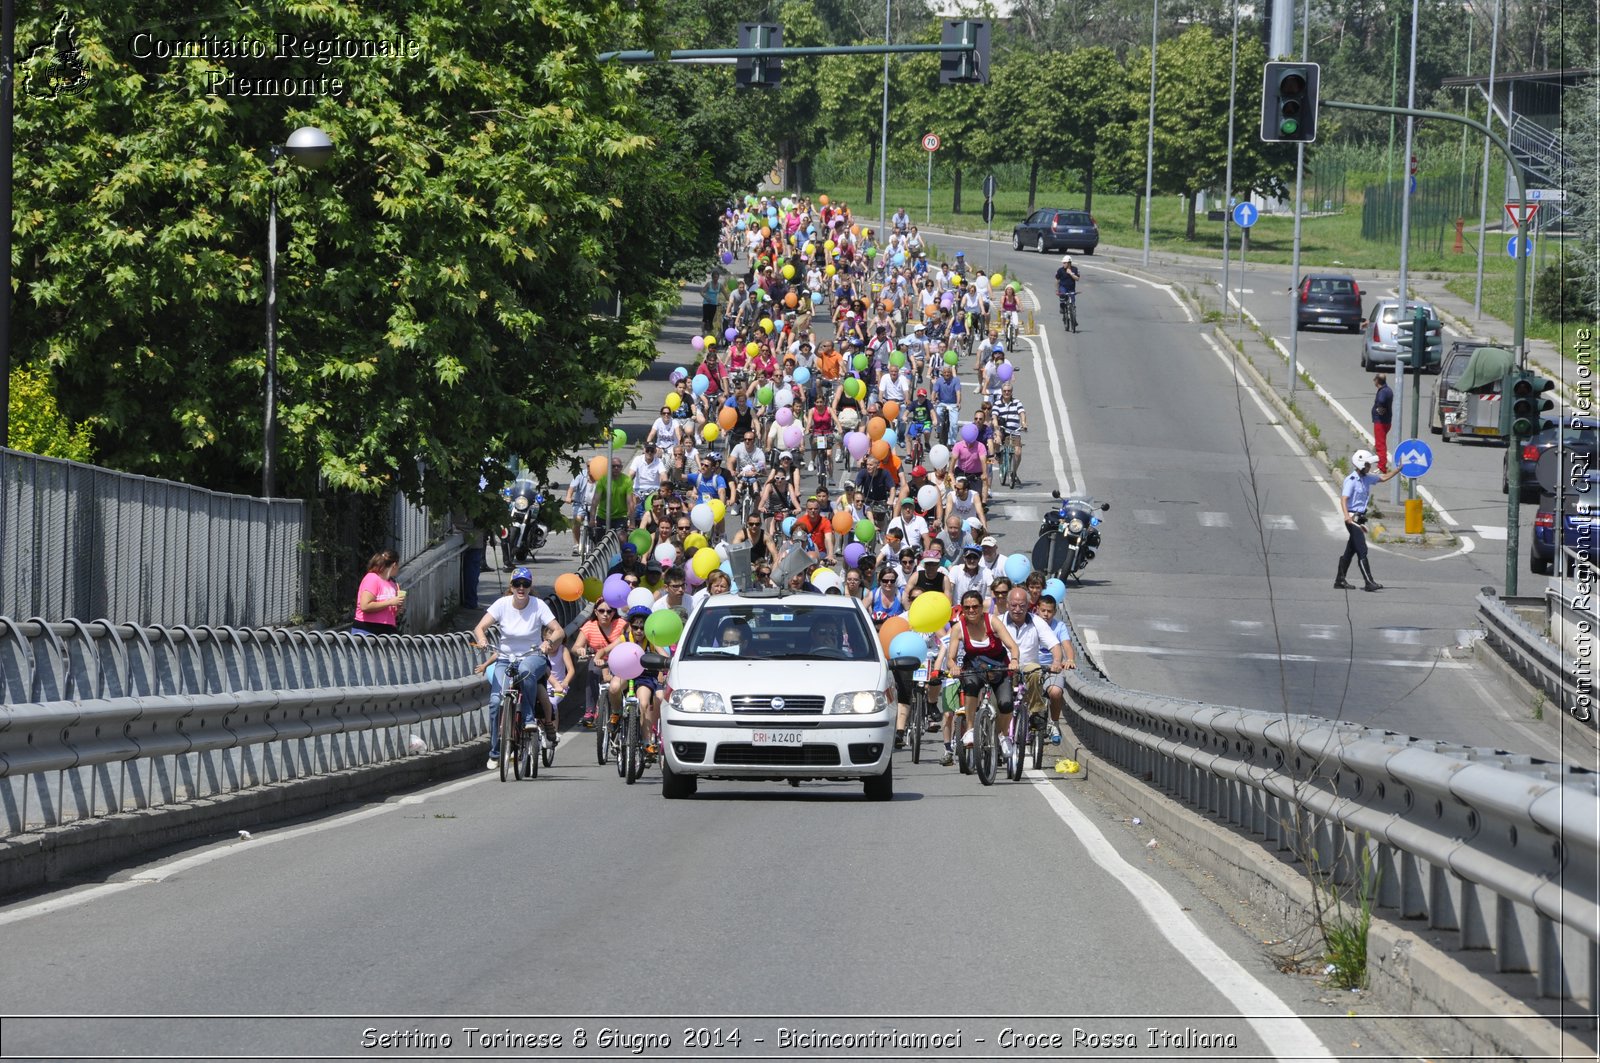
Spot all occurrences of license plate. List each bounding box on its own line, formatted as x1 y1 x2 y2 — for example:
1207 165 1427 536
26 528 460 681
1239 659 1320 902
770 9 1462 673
1473 426 1500 435
750 730 804 746
1318 316 1341 324
913 668 928 682
1066 228 1084 234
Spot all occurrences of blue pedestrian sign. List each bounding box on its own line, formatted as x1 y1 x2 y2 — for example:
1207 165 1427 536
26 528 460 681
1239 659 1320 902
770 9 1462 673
1394 438 1433 478
1232 202 1259 228
1505 236 1534 259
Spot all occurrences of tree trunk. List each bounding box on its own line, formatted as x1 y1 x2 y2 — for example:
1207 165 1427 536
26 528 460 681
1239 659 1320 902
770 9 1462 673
865 141 876 204
1133 193 1142 229
1083 159 1095 214
952 167 963 214
1186 192 1198 240
1027 159 1040 212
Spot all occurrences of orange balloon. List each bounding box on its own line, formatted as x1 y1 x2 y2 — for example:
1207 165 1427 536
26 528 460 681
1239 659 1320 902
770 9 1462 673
554 573 583 602
784 291 798 308
867 416 887 441
819 194 830 206
851 225 861 236
588 455 608 482
882 299 894 313
878 615 911 655
832 510 854 535
761 225 772 238
870 438 891 461
718 406 737 431
882 401 900 422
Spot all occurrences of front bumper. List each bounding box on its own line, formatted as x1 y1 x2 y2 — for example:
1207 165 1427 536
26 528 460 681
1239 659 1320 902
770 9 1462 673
661 714 894 780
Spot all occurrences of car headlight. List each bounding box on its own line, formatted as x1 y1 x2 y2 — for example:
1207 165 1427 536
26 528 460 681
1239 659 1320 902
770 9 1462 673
1066 517 1085 536
831 690 888 714
668 689 727 714
513 496 530 511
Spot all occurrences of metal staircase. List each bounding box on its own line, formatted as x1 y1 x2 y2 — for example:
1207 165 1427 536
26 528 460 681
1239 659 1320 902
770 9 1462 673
1481 89 1581 230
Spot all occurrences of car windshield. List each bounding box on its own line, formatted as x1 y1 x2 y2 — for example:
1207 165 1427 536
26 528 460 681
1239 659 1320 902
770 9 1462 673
680 603 878 662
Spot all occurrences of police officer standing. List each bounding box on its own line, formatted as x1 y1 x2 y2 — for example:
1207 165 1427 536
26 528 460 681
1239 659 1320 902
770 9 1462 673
1336 449 1401 591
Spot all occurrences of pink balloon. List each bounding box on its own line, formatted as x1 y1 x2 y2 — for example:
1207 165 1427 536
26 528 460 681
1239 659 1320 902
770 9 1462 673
776 407 795 427
684 564 705 586
996 362 1014 381
608 642 644 680
845 431 870 460
783 424 804 449
691 336 705 351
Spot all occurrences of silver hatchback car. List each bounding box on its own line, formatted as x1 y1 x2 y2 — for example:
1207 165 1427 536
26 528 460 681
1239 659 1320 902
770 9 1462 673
1361 299 1442 372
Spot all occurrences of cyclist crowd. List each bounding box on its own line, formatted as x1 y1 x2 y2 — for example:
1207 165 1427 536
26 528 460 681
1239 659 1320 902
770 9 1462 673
490 192 1080 774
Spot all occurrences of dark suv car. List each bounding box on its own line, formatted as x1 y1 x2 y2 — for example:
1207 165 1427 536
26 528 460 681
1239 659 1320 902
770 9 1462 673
1294 274 1362 332
1012 209 1098 255
1507 417 1599 503
1531 472 1600 574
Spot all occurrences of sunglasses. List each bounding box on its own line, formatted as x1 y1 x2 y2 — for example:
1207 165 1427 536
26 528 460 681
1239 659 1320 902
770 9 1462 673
881 576 898 583
595 607 615 615
623 578 640 587
511 581 532 590
675 524 692 532
963 604 984 612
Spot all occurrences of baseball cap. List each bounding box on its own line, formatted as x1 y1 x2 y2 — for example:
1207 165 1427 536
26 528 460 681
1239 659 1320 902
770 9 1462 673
627 605 652 619
512 567 534 583
981 535 998 548
955 475 968 485
922 549 941 562
621 542 638 555
900 497 915 507
963 544 982 556
913 323 925 331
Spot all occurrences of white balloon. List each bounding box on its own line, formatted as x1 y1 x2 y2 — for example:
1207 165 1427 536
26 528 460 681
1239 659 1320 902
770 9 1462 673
775 387 795 407
627 586 656 612
927 444 951 471
654 542 678 565
916 484 939 511
407 734 427 754
715 542 730 561
691 502 715 533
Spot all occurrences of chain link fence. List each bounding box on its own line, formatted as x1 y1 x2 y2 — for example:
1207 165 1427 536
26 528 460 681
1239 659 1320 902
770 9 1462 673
0 448 308 627
1362 173 1479 254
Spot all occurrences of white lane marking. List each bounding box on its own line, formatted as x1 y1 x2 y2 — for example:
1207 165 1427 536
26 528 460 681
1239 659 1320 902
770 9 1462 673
1321 515 1348 536
1219 286 1458 526
1429 536 1477 561
1472 524 1509 541
1262 514 1298 531
1150 618 1188 633
1379 628 1423 644
1024 289 1087 494
1083 262 1195 322
1199 510 1234 528
0 772 490 927
1122 282 1138 288
1085 638 1471 668
1132 508 1167 525
1028 775 1337 1061
1009 505 1041 523
1302 624 1339 640
1018 333 1077 497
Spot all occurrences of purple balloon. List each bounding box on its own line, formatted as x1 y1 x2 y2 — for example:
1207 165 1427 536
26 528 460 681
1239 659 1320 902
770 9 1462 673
721 250 734 264
961 423 979 445
608 642 644 681
691 336 705 351
783 424 804 449
996 362 1014 382
845 431 870 460
603 574 632 610
776 407 795 427
941 292 955 308
842 542 866 567
724 327 738 342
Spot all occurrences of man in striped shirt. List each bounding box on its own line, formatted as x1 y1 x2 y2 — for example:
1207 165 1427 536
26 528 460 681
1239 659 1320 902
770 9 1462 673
992 384 1028 489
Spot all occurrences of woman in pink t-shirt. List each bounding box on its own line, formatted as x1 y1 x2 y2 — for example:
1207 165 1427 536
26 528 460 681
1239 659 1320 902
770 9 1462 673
353 549 405 635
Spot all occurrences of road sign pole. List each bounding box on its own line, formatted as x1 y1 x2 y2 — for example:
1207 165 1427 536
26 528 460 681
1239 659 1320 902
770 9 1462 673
926 152 932 224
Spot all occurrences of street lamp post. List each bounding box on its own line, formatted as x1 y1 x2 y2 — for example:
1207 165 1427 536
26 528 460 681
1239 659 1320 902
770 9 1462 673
262 125 332 498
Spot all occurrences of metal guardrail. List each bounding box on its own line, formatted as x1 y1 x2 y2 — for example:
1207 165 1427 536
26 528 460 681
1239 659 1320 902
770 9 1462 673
1479 588 1596 728
1061 610 1600 1014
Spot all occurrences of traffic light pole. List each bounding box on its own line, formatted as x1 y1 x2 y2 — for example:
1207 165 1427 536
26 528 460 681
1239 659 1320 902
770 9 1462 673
1326 100 1531 594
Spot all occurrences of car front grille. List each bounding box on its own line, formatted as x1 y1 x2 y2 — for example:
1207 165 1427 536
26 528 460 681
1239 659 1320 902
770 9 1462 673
713 744 841 766
729 694 827 713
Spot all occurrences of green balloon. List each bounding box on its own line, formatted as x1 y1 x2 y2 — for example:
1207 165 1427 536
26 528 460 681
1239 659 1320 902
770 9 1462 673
855 519 876 544
644 609 683 650
844 377 863 399
757 384 775 405
864 245 876 258
629 529 652 554
612 428 627 447
890 351 906 368
852 353 868 371
943 349 959 366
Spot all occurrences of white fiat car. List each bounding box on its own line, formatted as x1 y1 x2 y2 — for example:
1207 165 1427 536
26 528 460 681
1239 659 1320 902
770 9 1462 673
659 590 900 800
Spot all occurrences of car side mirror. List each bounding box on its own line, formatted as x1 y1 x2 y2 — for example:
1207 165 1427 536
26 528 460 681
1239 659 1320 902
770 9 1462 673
1100 502 1111 512
1050 489 1061 499
640 652 670 670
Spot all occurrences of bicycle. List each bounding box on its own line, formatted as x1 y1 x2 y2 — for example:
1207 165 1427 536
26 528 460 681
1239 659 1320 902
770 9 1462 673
496 668 542 782
1002 311 1019 352
965 658 1011 787
1059 290 1078 333
997 434 1017 491
1004 670 1033 782
612 680 645 783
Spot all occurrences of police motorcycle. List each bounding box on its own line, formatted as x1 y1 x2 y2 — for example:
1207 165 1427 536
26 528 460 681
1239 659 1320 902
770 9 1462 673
498 477 549 570
1031 490 1109 582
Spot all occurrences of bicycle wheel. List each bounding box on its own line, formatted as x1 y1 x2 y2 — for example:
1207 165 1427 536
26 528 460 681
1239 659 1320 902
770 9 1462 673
521 726 538 779
499 691 516 782
909 690 925 765
615 706 630 778
1008 711 1026 781
625 712 642 785
1069 301 1079 333
975 701 997 786
595 689 610 765
541 727 555 768
1031 715 1046 771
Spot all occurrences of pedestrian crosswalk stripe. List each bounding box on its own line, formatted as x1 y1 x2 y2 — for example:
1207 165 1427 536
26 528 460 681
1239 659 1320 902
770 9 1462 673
1132 509 1166 525
1198 511 1232 527
1262 514 1297 531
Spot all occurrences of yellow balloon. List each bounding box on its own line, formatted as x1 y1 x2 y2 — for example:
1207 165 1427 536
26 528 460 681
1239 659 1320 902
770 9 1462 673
683 532 708 551
908 591 953 633
825 264 836 276
781 264 795 280
824 240 836 253
665 391 682 411
692 547 720 580
760 318 774 334
803 243 815 255
747 342 760 357
704 337 716 348
709 498 726 524
990 273 1004 288
952 274 963 286
702 423 720 442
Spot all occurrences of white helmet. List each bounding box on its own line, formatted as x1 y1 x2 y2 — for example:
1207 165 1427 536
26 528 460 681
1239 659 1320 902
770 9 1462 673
1061 255 1073 264
1351 449 1376 469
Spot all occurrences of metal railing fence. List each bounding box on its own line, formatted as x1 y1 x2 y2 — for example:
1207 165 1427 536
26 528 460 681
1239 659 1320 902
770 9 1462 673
1062 624 1599 1014
0 448 307 628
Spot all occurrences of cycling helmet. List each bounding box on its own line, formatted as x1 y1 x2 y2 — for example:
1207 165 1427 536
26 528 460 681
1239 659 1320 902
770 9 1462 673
627 605 653 620
916 388 928 398
511 567 534 584
991 344 1005 355
954 250 965 258
1061 255 1072 263
1351 449 1377 470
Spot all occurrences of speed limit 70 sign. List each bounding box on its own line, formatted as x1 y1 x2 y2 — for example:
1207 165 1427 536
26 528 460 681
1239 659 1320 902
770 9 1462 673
922 133 941 152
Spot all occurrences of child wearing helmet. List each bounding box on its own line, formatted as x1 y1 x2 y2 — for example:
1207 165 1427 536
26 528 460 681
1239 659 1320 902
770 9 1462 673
1336 450 1401 592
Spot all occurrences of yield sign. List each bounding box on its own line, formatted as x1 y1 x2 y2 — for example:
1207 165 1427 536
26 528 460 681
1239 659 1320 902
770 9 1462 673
1505 202 1540 229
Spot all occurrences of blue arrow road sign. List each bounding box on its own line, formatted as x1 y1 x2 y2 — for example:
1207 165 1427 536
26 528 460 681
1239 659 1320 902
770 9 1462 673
1505 236 1534 259
1394 438 1433 478
1232 202 1258 228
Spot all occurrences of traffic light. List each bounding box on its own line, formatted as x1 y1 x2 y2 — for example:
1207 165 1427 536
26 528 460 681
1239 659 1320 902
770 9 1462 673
1510 371 1556 438
1393 307 1443 369
939 19 990 85
735 23 782 89
1260 61 1320 143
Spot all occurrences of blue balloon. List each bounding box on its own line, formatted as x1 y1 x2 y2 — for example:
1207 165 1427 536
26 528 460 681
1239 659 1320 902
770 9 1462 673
724 396 737 407
889 631 927 661
719 559 733 575
1004 553 1033 582
793 366 811 385
782 517 797 538
893 252 907 266
1044 578 1068 604
692 375 709 396
881 428 897 448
